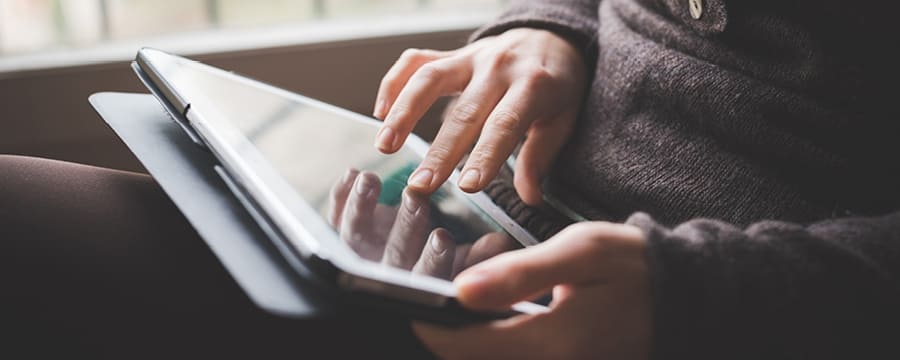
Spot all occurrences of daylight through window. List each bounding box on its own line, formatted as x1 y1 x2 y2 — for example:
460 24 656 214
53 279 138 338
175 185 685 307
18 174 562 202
0 0 503 55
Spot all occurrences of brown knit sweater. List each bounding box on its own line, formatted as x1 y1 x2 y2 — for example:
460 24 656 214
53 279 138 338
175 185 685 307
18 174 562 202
474 0 900 358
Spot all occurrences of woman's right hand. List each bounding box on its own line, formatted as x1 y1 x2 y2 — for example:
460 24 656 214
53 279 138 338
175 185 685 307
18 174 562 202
373 28 588 205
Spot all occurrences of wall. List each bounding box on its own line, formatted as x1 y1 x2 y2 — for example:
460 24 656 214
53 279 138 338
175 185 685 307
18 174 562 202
0 29 470 172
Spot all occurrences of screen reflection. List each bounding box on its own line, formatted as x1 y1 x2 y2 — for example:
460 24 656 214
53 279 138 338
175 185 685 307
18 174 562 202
327 169 519 280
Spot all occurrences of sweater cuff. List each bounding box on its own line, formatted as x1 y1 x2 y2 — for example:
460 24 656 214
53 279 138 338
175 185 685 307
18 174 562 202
625 212 742 359
483 164 573 241
470 3 599 66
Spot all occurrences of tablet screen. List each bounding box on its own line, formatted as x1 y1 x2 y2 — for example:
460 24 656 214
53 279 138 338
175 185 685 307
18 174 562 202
146 50 529 281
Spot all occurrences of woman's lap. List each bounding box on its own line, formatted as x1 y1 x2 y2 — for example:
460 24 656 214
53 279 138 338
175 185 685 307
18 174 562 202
0 155 429 359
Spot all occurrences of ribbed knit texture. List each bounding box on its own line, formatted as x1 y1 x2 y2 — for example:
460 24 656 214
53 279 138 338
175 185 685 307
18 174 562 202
482 165 572 240
473 0 900 358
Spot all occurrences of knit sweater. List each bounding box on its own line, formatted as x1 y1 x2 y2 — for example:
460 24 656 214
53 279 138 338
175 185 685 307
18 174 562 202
474 0 900 358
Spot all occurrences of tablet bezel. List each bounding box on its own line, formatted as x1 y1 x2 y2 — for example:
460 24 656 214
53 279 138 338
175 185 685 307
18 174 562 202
133 48 547 316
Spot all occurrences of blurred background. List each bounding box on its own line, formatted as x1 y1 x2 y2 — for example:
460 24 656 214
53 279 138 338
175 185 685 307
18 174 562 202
0 0 502 171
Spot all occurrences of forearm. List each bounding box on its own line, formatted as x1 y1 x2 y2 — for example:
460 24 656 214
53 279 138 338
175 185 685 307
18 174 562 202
628 211 900 359
472 0 602 64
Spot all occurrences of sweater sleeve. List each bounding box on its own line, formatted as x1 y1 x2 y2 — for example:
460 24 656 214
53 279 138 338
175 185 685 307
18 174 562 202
626 211 900 359
470 0 602 64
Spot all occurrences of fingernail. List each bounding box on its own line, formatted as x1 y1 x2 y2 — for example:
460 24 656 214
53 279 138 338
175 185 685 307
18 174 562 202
374 98 387 119
402 190 421 215
375 127 396 152
430 231 448 255
355 175 374 197
408 168 433 189
342 168 359 184
458 169 481 191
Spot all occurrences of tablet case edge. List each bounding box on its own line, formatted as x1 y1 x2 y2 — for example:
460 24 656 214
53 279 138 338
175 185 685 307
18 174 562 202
89 91 333 318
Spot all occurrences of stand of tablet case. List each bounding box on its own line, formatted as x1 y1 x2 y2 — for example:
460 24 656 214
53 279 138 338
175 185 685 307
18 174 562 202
89 92 334 318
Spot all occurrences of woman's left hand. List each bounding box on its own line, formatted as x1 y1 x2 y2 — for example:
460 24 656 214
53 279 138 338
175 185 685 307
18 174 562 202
413 222 652 359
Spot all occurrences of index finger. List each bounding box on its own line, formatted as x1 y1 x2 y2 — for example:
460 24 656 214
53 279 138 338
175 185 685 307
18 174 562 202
374 48 450 119
375 56 472 155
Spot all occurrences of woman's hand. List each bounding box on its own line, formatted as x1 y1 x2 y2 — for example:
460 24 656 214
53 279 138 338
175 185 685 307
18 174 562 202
374 28 588 205
413 222 652 359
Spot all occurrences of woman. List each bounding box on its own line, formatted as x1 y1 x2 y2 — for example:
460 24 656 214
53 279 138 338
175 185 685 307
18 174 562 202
373 0 900 358
3 0 898 359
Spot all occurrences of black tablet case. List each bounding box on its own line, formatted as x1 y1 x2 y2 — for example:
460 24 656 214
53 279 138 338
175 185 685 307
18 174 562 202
90 92 332 318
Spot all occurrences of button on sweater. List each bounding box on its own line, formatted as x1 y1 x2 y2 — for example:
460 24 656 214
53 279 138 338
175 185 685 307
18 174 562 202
474 0 900 358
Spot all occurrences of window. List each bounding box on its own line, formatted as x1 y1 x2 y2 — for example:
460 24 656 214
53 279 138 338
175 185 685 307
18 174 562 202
0 0 504 56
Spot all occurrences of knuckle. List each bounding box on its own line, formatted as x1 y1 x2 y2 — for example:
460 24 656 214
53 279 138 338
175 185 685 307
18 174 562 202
468 143 504 168
561 222 599 242
567 221 594 233
522 65 555 86
568 222 615 253
446 101 482 126
415 63 447 83
377 75 396 91
386 103 413 124
400 48 422 61
489 109 523 134
424 144 454 165
570 220 607 233
485 50 515 71
417 49 441 58
576 233 604 253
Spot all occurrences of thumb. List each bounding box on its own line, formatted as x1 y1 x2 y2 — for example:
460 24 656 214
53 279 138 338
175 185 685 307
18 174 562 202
514 114 574 206
454 223 637 310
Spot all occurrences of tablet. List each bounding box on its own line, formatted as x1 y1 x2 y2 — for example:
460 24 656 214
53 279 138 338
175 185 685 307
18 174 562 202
133 48 546 323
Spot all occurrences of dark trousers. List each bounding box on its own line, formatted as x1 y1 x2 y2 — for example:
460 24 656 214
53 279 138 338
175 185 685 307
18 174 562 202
0 155 430 359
